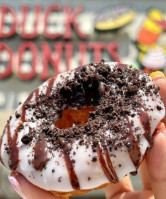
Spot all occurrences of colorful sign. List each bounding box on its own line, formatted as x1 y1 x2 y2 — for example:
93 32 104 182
95 6 135 31
0 2 166 111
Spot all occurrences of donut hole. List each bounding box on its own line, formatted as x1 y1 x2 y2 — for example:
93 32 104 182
55 107 95 129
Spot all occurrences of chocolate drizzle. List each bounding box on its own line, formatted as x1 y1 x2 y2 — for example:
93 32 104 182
34 88 39 101
46 77 55 95
97 144 118 183
5 88 39 170
63 150 80 190
7 124 19 170
139 106 151 144
60 139 80 190
32 134 48 171
125 117 141 168
5 87 40 171
104 148 118 183
21 88 39 122
21 91 33 122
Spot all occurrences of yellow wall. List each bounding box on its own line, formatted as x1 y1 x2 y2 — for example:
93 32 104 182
0 111 13 135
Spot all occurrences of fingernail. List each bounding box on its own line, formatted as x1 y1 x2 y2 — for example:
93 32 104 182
157 122 166 137
161 128 166 137
8 175 27 199
150 71 165 81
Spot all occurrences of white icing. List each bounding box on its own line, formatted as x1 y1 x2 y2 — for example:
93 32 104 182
1 62 165 193
111 146 135 180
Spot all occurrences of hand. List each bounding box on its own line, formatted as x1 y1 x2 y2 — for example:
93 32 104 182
8 73 166 199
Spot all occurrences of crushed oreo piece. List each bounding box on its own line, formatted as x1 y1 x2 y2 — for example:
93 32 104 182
92 156 97 162
21 135 32 145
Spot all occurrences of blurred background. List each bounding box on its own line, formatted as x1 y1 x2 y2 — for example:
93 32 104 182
0 0 166 198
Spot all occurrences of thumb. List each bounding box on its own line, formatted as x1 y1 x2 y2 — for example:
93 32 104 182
150 71 166 124
8 171 66 199
146 123 166 199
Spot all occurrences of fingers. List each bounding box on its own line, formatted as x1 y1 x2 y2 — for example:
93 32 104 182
9 171 66 199
140 160 151 191
140 122 165 191
104 175 133 199
150 72 166 124
150 71 166 106
104 176 154 199
109 190 154 199
155 78 166 106
155 78 166 124
149 72 166 198
145 125 166 199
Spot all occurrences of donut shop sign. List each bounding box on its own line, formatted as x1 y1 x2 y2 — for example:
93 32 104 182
0 5 120 80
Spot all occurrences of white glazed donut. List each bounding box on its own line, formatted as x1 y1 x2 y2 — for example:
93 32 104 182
0 61 165 197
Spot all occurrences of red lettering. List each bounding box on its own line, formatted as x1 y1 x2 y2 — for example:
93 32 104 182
20 6 41 39
79 42 87 66
17 42 38 80
0 6 17 38
89 42 105 62
65 42 73 71
40 42 62 79
107 42 121 63
64 6 87 39
44 5 61 39
0 43 13 79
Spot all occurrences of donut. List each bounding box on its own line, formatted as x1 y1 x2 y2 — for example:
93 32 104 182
0 60 165 197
